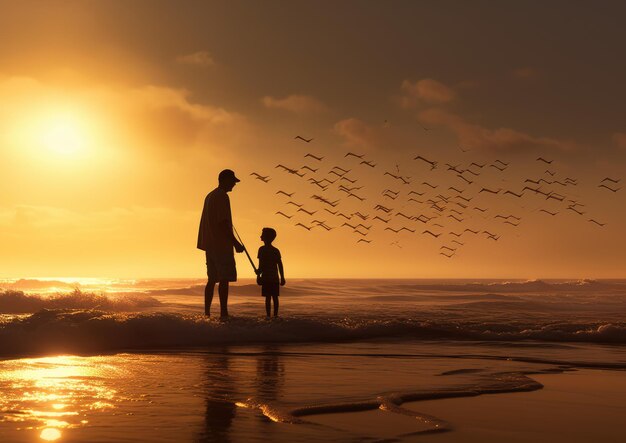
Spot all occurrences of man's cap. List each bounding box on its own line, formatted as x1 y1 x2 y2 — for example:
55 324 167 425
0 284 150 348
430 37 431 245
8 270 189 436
218 169 240 183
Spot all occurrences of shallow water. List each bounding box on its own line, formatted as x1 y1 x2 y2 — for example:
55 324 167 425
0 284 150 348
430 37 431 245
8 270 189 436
4 340 623 442
1 278 626 441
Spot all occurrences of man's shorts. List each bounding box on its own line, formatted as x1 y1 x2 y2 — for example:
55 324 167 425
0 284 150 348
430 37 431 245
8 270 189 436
206 251 237 282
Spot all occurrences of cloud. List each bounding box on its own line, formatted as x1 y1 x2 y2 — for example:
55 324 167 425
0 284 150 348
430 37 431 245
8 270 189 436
419 108 574 152
612 132 626 149
261 94 327 113
0 74 254 178
398 78 455 108
512 67 538 79
334 118 386 150
175 51 215 67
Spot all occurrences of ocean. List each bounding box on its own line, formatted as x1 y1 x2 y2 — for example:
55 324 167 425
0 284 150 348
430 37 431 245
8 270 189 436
1 278 625 441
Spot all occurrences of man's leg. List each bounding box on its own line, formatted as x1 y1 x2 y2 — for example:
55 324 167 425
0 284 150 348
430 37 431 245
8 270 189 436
205 278 216 316
272 295 279 317
265 296 271 317
218 280 229 318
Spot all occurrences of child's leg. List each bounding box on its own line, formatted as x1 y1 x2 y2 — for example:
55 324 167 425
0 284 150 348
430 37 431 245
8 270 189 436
265 296 271 317
272 295 279 317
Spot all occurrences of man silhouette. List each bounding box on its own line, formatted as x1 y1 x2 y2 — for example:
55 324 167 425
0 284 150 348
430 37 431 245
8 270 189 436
198 169 244 318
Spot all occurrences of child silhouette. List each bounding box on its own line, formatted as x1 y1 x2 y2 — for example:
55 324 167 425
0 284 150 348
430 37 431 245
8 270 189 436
256 228 285 318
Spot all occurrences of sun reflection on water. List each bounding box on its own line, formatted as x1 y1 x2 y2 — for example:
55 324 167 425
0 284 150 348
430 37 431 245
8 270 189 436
40 427 62 441
0 355 121 440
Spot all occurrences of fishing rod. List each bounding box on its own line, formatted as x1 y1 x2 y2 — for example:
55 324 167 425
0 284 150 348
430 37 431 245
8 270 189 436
232 226 258 274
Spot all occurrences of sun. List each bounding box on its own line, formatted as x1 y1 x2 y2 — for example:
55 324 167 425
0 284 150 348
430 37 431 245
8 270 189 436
38 112 89 156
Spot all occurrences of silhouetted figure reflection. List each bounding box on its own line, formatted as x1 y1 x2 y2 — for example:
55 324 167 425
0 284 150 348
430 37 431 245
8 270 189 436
255 347 285 403
197 169 245 318
198 352 237 442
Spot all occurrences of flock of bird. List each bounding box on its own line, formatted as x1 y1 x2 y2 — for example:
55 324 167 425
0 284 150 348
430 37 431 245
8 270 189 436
246 135 621 258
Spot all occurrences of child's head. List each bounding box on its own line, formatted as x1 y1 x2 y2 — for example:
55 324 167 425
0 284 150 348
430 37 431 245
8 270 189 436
261 227 277 244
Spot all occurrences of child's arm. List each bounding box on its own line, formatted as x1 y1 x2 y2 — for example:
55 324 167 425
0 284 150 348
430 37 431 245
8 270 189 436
278 258 285 285
256 248 262 276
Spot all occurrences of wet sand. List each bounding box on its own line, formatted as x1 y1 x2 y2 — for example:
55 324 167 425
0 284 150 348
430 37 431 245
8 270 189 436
308 369 626 442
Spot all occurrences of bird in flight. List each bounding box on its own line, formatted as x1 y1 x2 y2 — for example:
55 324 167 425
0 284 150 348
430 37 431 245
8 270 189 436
589 219 606 227
287 201 303 208
301 165 318 173
275 211 292 219
298 207 317 216
345 152 365 159
490 164 507 171
295 136 313 143
357 238 371 244
295 223 313 230
422 230 441 238
539 209 558 216
422 181 437 189
536 157 552 164
414 155 438 169
456 174 473 185
598 184 621 192
373 215 390 223
480 187 501 194
304 153 324 161
374 205 393 213
276 190 294 198
567 206 585 215
276 164 305 176
385 227 401 233
250 172 270 182
360 160 376 168
308 179 328 190
348 192 365 201
601 177 620 184
504 190 523 198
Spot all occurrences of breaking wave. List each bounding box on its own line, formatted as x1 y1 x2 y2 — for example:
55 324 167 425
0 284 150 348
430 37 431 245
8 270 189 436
0 289 161 313
1 309 625 358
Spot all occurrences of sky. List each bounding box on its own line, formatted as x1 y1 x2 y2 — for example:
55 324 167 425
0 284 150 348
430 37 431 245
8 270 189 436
1 0 625 279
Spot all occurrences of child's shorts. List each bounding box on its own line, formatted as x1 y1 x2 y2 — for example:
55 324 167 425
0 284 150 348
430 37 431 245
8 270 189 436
262 283 280 297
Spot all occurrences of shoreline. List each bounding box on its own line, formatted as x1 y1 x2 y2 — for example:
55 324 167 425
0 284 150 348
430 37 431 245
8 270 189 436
306 368 626 442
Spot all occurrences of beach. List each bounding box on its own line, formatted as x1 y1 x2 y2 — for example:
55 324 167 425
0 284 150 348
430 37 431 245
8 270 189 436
1 278 626 441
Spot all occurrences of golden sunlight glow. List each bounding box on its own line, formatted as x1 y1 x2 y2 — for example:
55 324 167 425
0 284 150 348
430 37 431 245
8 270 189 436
38 111 89 155
39 427 62 441
0 355 119 437
7 103 101 162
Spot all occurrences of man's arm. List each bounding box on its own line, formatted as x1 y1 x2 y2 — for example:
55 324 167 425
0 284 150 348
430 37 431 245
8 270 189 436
219 220 244 252
278 259 285 285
